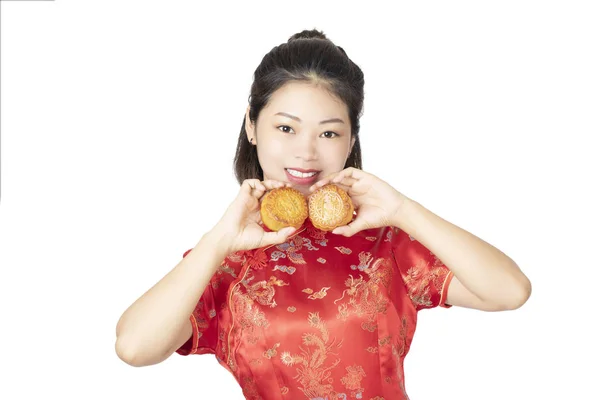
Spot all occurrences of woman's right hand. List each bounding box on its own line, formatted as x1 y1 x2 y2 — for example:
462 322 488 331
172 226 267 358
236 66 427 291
211 179 297 255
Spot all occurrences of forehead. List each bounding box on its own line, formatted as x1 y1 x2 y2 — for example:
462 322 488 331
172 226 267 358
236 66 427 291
262 81 348 120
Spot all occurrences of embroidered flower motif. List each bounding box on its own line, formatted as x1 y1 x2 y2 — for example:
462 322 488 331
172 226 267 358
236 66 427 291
341 364 366 392
280 351 294 366
317 257 326 264
263 342 280 359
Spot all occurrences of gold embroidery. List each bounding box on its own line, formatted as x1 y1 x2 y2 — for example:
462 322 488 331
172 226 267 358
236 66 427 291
378 335 392 347
392 316 410 397
263 342 280 359
334 252 394 332
275 235 308 264
341 365 366 398
241 376 261 400
302 288 314 294
403 254 448 308
307 286 331 300
287 306 297 312
228 277 271 371
243 274 289 308
279 312 343 399
334 246 352 254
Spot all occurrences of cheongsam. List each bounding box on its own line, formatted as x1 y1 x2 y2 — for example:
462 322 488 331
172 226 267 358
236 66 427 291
176 217 454 400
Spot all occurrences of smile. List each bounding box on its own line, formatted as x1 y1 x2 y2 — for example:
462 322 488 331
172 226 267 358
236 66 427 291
286 169 319 178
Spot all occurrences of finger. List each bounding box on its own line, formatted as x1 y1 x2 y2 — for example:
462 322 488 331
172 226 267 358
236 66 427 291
260 227 296 247
332 219 367 237
335 167 367 181
332 176 358 187
309 172 339 191
241 179 266 199
262 179 287 190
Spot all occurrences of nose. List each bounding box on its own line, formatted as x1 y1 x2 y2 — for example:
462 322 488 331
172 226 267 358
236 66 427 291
295 134 318 162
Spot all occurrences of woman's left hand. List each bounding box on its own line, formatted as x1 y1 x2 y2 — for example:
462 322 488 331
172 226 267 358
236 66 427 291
309 167 410 236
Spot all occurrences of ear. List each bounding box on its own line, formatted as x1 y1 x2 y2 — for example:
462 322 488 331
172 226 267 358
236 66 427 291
245 105 255 142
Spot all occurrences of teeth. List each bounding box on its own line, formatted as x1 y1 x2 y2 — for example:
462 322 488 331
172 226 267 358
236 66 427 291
287 169 317 178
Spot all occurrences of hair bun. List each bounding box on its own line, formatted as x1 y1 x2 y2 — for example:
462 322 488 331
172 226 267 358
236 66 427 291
288 29 328 42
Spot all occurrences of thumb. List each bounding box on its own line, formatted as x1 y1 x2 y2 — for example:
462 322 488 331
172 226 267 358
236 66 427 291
332 220 366 237
261 227 296 247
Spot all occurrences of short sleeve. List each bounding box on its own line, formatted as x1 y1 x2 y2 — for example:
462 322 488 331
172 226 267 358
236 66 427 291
175 248 244 356
391 228 454 311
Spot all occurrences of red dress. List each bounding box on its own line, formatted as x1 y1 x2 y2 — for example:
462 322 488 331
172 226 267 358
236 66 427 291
176 217 454 400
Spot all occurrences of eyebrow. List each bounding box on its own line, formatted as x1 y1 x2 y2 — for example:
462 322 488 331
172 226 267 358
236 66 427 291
274 112 345 125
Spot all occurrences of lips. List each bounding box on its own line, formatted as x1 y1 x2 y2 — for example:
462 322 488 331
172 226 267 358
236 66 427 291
285 168 321 185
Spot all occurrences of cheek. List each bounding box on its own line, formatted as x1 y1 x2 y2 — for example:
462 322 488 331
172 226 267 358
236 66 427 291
320 142 350 166
257 140 286 167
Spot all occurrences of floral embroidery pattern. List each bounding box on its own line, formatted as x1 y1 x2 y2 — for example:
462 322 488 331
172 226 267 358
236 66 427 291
341 365 366 399
280 312 343 399
263 342 280 359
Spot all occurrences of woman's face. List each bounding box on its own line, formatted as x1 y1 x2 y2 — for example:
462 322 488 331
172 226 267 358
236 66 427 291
245 81 355 196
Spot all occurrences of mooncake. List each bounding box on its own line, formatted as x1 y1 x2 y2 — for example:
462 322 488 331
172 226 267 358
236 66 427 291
308 184 354 231
260 187 308 231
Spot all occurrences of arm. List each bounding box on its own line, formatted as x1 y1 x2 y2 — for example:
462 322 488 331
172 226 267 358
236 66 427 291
115 228 229 367
393 198 532 311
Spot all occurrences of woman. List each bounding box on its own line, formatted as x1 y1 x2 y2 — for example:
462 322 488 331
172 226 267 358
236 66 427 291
115 29 532 400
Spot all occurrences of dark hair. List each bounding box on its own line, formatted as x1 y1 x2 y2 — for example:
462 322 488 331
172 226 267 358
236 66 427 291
233 29 365 184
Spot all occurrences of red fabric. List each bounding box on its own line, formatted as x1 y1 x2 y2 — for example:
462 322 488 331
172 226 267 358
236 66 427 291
176 218 454 399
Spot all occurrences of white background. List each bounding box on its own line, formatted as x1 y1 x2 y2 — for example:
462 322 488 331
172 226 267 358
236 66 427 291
1 1 598 399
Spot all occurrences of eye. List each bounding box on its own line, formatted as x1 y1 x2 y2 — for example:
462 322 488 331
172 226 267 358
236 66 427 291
320 131 339 139
277 125 294 134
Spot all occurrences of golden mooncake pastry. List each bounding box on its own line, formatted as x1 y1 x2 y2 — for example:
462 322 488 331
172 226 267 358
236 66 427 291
308 184 354 231
260 187 308 231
